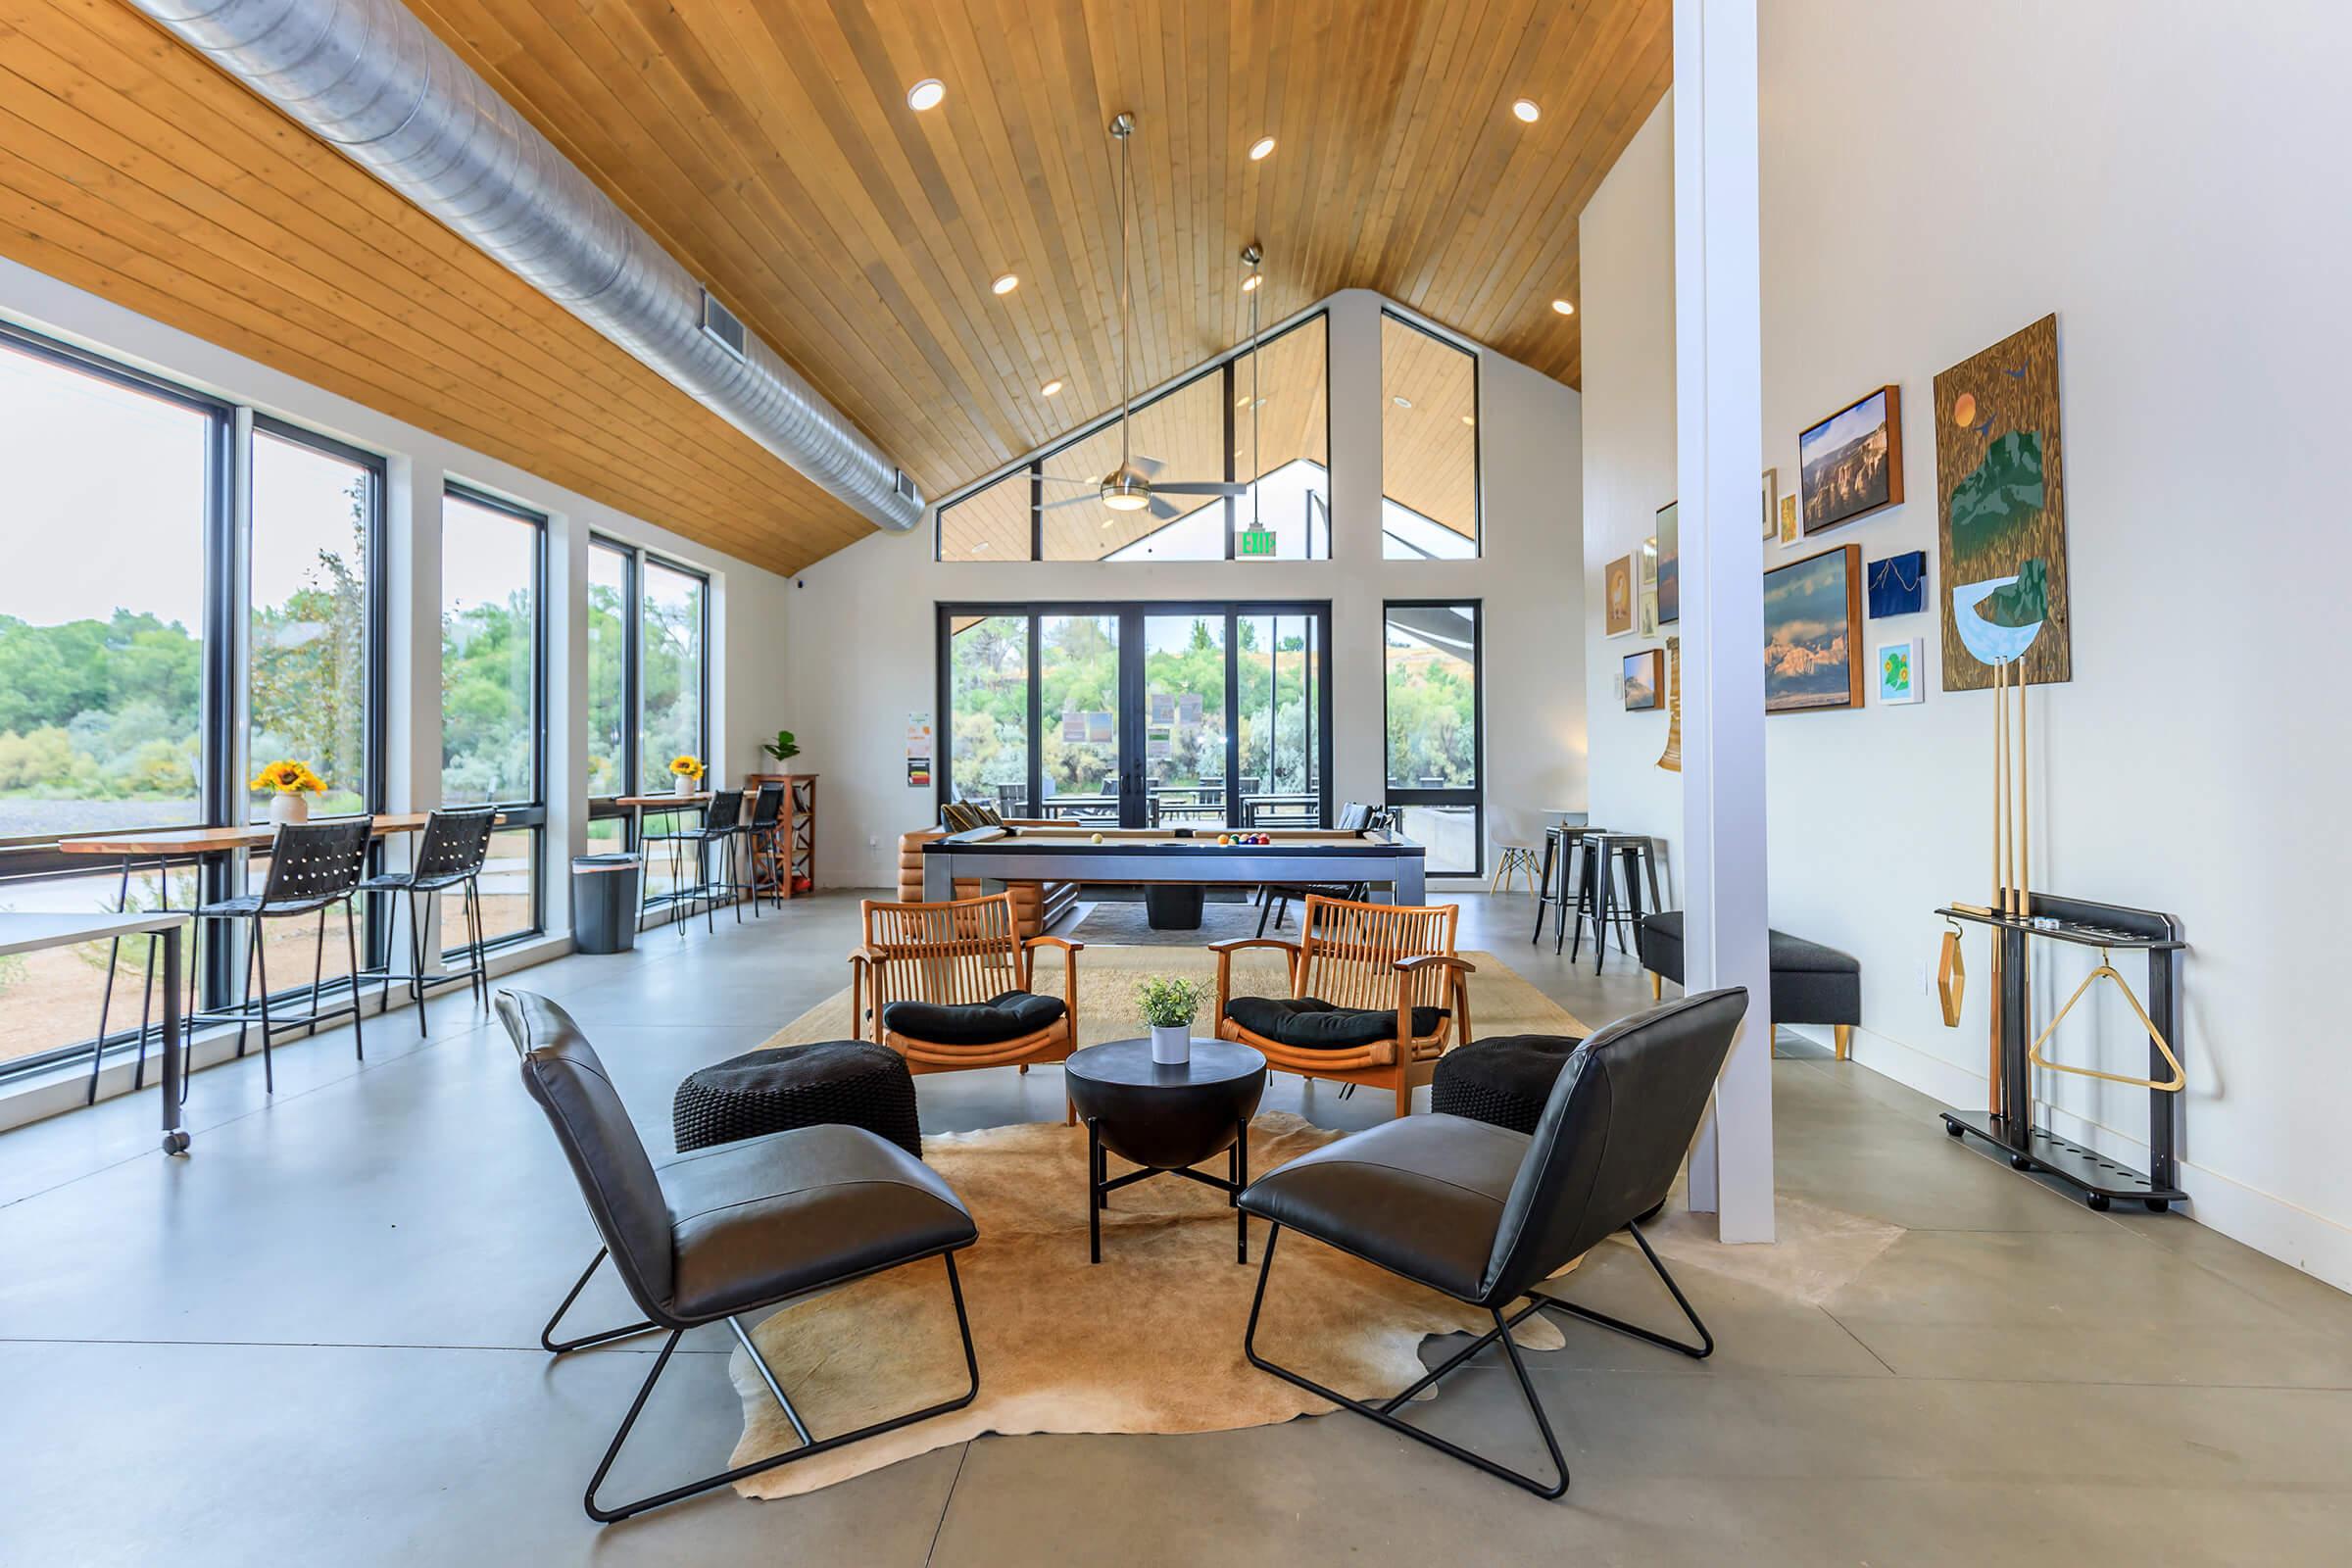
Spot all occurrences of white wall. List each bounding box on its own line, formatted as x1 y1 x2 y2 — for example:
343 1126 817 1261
1580 3 2352 1288
782 289 1586 889
0 255 798 940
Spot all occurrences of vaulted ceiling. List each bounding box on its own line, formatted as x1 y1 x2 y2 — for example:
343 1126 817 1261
0 0 1670 573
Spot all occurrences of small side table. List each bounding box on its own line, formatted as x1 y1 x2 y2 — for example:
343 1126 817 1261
1064 1039 1267 1264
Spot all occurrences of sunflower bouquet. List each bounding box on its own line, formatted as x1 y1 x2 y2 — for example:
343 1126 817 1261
251 760 326 795
667 755 706 793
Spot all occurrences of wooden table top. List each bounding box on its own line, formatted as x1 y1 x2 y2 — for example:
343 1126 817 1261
0 908 190 956
54 811 503 858
612 793 712 808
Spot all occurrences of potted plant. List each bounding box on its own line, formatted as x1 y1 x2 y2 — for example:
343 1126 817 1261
667 754 706 796
1135 974 1205 1066
760 729 801 766
251 760 326 825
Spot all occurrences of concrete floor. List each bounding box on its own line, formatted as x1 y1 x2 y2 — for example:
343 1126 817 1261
2 891 2347 1565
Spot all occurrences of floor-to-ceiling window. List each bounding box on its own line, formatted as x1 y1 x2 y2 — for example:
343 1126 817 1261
585 539 631 799
440 485 546 950
938 603 1331 831
637 558 707 794
1383 601 1483 875
583 539 708 903
0 322 225 1071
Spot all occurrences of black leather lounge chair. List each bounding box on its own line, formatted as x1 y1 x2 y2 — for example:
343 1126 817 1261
1236 987 1749 1497
497 991 981 1522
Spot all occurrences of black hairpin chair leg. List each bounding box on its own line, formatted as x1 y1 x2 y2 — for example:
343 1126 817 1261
1243 1225 1568 1498
552 1250 980 1523
1539 1221 1714 1359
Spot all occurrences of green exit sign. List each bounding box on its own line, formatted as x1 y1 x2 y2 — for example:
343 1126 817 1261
1238 525 1278 558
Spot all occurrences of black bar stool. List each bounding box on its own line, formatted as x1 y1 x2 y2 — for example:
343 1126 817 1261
361 807 498 1037
186 816 373 1093
737 782 786 915
644 789 746 933
1569 833 1662 973
1533 825 1605 949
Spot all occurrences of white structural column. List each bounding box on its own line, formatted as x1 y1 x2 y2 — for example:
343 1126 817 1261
1672 0 1775 1242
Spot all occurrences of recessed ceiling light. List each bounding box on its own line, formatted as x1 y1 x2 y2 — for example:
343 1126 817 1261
1511 98 1541 123
1249 136 1276 161
906 78 946 112
1551 298 1575 316
1041 378 1064 396
1461 415 1476 426
991 272 1019 295
1393 395 1413 409
1241 272 1262 292
971 540 989 551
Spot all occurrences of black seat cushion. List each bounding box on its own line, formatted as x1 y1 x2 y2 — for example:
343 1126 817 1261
1640 911 1860 1027
673 1040 921 1157
1238 1112 1530 1300
661 1122 976 1321
1431 1035 1584 1135
882 990 1066 1046
1225 995 1447 1049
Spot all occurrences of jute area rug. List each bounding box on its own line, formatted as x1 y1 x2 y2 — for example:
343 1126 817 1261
727 945 1592 1501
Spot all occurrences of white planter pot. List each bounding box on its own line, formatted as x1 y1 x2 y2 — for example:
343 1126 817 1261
672 774 697 796
268 792 310 826
1150 1024 1193 1066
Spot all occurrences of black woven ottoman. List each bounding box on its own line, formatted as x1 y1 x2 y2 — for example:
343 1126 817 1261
672 1040 922 1158
1432 1034 1584 1134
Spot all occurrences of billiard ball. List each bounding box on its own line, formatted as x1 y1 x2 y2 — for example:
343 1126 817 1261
1218 834 1233 846
1090 833 1103 844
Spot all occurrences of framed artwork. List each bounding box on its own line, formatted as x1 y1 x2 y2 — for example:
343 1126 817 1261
1656 501 1679 623
1639 535 1657 586
1763 543 1865 713
1637 587 1659 637
1622 649 1663 710
1867 550 1927 617
1877 637 1925 705
1603 555 1634 636
1777 492 1799 548
1798 385 1904 534
1761 467 1779 540
1936 314 2070 690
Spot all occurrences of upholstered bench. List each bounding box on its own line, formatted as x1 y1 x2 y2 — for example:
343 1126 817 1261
672 1039 923 1157
1638 911 1860 1059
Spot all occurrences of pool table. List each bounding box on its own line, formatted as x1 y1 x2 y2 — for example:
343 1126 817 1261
920 823 1426 907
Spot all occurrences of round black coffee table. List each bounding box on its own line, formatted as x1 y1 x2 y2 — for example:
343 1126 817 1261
1064 1039 1267 1264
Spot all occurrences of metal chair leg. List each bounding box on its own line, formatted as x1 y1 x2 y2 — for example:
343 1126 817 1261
1242 1225 1569 1498
344 897 366 1063
576 1252 979 1524
539 1249 660 1353
306 908 328 1038
1538 1221 1714 1359
252 914 275 1094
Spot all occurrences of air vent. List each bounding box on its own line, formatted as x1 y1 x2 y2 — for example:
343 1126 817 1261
894 467 918 502
699 288 747 361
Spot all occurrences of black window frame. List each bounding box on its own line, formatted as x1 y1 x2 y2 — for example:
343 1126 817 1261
438 481 550 956
1379 309 1484 560
935 599 1334 831
1380 598 1485 878
934 311 1333 564
584 536 710 816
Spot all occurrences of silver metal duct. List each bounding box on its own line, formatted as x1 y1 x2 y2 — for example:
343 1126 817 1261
129 0 923 532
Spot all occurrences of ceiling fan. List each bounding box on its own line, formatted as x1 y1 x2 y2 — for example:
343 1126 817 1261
1038 113 1246 522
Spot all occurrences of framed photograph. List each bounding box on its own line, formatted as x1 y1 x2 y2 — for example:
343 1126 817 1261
1877 637 1925 705
1761 467 1779 540
1656 501 1679 623
1639 534 1657 586
1777 492 1800 548
1798 385 1904 534
1603 555 1634 637
1622 649 1663 710
1637 587 1659 637
1763 542 1866 713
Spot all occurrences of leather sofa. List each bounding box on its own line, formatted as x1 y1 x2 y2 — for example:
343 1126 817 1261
897 823 1079 938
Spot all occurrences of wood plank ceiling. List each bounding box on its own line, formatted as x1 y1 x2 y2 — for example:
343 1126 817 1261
0 0 1670 573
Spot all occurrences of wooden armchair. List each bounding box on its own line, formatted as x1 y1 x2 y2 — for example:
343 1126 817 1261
850 893 1083 1083
1212 895 1475 1117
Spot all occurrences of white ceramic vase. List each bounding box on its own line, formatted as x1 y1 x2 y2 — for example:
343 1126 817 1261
269 792 310 826
1150 1024 1192 1066
672 774 697 796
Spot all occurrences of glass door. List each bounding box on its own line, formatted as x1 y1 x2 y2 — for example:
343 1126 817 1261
1235 610 1324 829
1037 612 1121 824
1140 612 1229 830
1382 601 1483 875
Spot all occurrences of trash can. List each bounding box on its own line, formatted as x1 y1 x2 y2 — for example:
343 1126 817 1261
570 854 642 954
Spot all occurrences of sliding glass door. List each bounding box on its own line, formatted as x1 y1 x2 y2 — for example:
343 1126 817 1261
938 602 1331 831
1383 601 1483 876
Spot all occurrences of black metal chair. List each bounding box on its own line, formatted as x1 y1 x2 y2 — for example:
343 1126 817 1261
736 782 786 915
1255 801 1377 937
497 991 980 1522
643 788 745 932
359 807 498 1037
1237 987 1749 1497
186 816 374 1094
